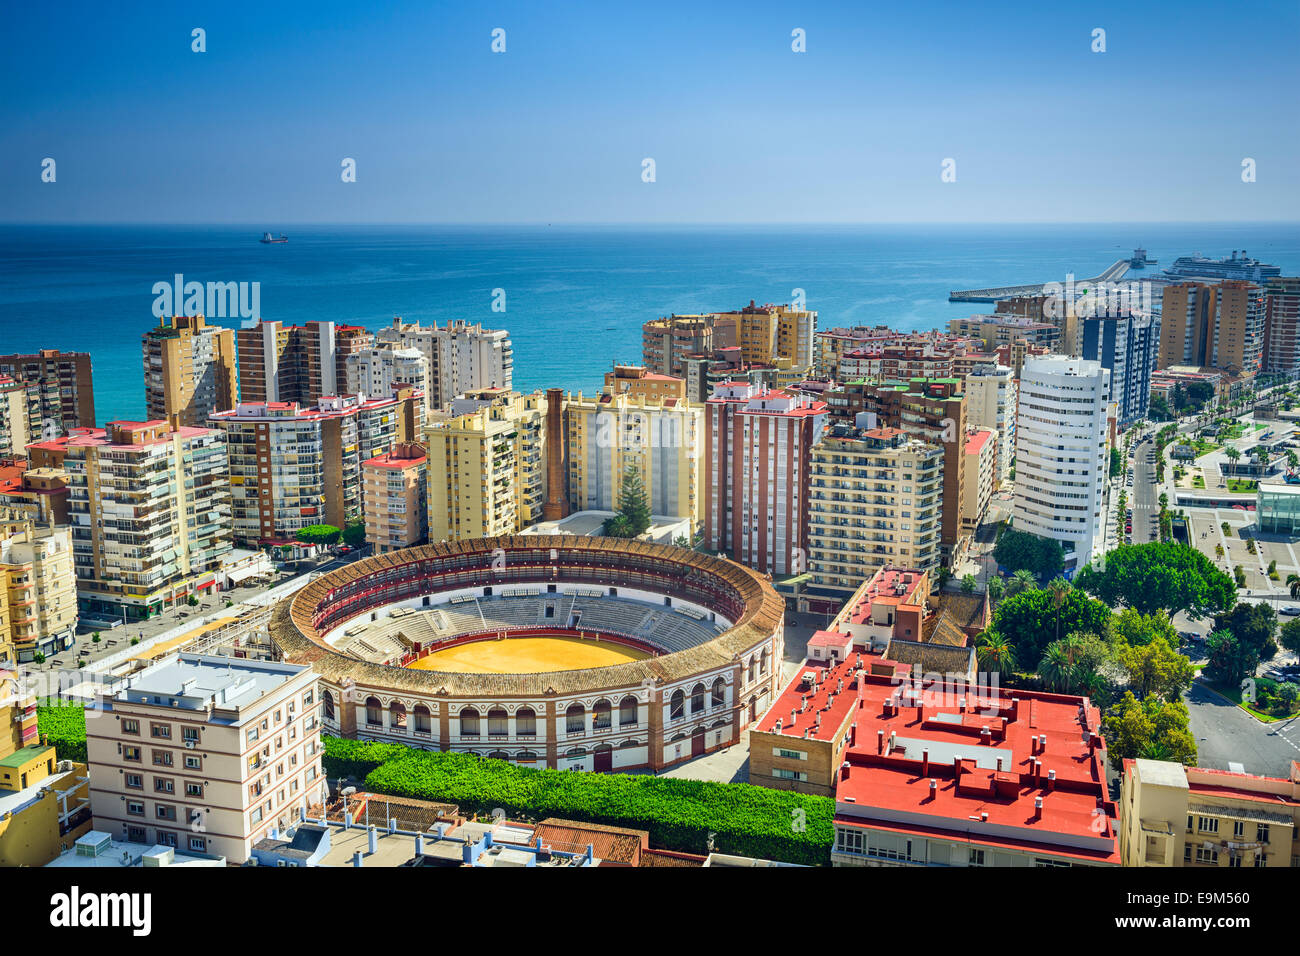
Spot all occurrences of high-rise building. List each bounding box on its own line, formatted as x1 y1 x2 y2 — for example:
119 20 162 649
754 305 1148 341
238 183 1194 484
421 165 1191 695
705 383 827 575
602 364 687 402
210 390 423 546
806 423 943 600
0 518 77 661
642 315 714 377
345 347 430 402
425 390 548 542
963 365 1017 489
1013 357 1110 569
27 421 233 621
961 429 997 536
1158 280 1266 378
378 318 513 409
947 316 1061 353
565 391 703 527
235 320 376 406
0 349 96 436
711 302 817 370
143 315 239 428
1080 310 1159 426
0 377 31 457
823 377 969 564
363 442 428 553
1263 277 1300 377
85 653 323 865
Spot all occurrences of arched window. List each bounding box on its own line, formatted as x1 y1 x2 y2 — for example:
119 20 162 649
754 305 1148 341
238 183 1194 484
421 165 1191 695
690 683 705 714
488 708 508 737
593 699 612 730
711 677 726 707
516 707 536 737
619 696 638 726
669 689 685 720
323 690 335 720
566 746 587 759
413 704 432 734
619 739 641 749
389 701 407 729
487 751 509 760
760 648 770 675
566 703 585 735
459 707 480 737
748 658 758 683
516 750 538 763
365 697 381 727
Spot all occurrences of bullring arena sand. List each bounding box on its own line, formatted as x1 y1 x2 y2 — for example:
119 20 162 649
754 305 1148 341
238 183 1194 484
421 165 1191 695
406 632 651 674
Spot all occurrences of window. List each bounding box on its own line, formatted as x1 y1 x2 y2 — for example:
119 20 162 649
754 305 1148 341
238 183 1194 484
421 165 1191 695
413 704 432 734
122 719 140 735
186 782 203 798
835 827 865 855
711 678 725 708
774 768 807 781
124 746 141 763
125 773 143 790
182 727 199 743
1034 858 1071 868
619 696 638 726
189 836 207 853
155 804 177 822
1233 820 1244 838
151 750 173 767
1254 852 1268 868
775 748 808 761
323 691 335 720
1197 817 1219 834
488 708 508 736
1257 824 1270 844
365 697 382 727
157 831 178 848
515 707 536 737
184 755 201 771
690 683 705 714
246 727 260 744
459 708 480 737
126 800 145 817
592 700 612 730
154 778 174 794
1196 846 1218 865
670 690 685 720
1184 844 1192 863
969 849 985 867
565 703 585 735
150 723 171 739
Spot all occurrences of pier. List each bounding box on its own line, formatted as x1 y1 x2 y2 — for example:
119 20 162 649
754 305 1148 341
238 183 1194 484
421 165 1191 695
948 258 1132 303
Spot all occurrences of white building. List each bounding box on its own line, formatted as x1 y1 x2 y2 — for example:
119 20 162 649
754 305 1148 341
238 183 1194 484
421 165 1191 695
1013 357 1110 569
377 318 513 409
85 653 323 865
963 364 1017 489
345 347 430 403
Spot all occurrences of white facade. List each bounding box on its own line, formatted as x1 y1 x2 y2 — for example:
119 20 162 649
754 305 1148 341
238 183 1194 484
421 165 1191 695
1012 357 1110 569
345 347 430 402
963 365 1017 489
378 318 512 409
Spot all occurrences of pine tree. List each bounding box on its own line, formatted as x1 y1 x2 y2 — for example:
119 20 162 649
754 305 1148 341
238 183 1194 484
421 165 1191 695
616 465 652 537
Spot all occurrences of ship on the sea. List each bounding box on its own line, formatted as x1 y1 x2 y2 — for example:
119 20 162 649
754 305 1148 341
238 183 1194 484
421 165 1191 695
260 232 288 244
1129 247 1156 268
1163 249 1280 282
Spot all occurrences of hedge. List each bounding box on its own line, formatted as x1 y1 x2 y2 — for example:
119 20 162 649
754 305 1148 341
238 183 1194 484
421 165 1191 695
322 737 421 780
36 701 88 763
356 744 834 865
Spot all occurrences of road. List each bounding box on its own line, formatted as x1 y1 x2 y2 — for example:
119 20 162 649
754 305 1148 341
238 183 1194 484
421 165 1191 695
1185 682 1300 778
1129 440 1160 544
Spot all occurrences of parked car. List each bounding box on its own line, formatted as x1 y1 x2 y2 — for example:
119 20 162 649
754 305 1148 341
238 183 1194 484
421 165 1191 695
1281 606 1300 616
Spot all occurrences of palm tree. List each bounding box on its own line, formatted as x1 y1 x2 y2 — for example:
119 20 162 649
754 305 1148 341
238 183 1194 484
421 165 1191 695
1225 446 1240 476
1038 642 1077 693
1138 740 1174 761
1048 577 1071 644
987 576 1006 606
976 632 1017 678
1008 568 1037 597
1288 573 1300 600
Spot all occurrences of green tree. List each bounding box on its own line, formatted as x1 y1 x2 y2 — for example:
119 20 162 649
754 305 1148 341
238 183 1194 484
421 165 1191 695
960 574 977 595
1204 629 1258 686
986 576 1006 606
295 524 341 547
992 528 1064 580
1110 608 1179 648
1212 602 1277 661
1116 637 1194 700
975 631 1017 677
1224 446 1241 475
1103 691 1197 769
1006 568 1038 598
1074 542 1236 619
1280 618 1300 656
603 466 652 538
988 585 1111 668
1287 573 1300 599
934 566 953 590
1109 448 1123 479
342 520 367 548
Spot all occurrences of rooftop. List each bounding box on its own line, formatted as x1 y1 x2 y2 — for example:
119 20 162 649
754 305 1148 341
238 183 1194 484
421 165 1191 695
114 653 310 717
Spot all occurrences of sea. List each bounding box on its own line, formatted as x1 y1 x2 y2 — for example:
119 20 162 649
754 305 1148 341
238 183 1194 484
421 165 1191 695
2 222 1299 427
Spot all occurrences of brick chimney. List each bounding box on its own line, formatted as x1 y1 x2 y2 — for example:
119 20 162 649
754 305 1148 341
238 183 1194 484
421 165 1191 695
542 388 569 520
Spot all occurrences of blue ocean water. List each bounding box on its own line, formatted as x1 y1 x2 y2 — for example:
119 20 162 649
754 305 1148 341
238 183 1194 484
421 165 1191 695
1 223 1299 427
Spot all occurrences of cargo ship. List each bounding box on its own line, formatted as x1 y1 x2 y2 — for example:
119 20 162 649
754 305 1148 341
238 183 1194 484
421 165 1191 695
260 232 288 244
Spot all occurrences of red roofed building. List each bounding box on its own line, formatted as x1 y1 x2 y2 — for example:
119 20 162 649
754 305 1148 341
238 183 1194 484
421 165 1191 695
363 442 427 553
961 428 997 535
704 383 828 575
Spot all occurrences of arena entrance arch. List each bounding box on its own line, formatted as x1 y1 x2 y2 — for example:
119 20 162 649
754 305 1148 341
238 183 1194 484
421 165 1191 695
593 743 613 773
690 725 706 758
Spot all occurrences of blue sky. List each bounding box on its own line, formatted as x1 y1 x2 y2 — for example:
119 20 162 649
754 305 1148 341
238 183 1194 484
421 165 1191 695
2 0 1297 223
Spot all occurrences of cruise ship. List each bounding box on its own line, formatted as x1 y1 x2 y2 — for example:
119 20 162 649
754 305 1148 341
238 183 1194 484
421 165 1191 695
1163 249 1280 282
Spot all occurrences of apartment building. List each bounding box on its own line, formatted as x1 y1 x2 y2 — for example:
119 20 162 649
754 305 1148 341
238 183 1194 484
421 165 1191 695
813 327 917 380
0 462 70 526
947 316 1061 353
1121 759 1300 868
642 315 713 377
0 518 77 661
961 429 997 536
1013 357 1110 570
712 301 817 370
839 345 953 383
86 653 323 865
823 377 969 564
210 390 422 546
425 390 548 541
1158 280 1267 377
0 377 31 456
142 315 239 428
806 424 943 600
376 318 513 409
236 319 375 406
704 383 827 575
0 349 96 435
602 364 687 402
27 422 233 621
565 390 703 528
363 442 428 553
1263 277 1300 376
345 347 430 402
1080 310 1159 426
963 365 1017 489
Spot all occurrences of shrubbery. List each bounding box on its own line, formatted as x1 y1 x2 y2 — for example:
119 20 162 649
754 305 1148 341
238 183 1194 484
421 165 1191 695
36 701 88 762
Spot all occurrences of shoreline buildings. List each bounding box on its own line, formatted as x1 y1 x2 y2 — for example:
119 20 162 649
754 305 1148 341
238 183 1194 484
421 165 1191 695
236 320 374 407
142 315 238 429
0 350 96 436
378 317 513 409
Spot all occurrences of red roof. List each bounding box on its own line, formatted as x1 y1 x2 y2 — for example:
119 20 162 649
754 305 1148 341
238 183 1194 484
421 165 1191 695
965 429 993 454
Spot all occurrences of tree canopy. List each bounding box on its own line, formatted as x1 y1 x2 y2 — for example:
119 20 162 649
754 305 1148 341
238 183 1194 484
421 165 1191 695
295 524 341 546
986 581 1111 667
1115 637 1194 701
1102 691 1197 770
603 466 652 539
1074 542 1236 618
342 520 367 548
992 528 1064 581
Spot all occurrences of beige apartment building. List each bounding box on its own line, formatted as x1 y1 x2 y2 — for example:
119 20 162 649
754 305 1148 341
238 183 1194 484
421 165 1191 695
961 429 997 535
602 364 687 402
565 391 703 530
27 421 233 622
1121 758 1300 868
806 424 943 597
363 442 428 553
0 349 96 435
143 315 239 428
0 518 77 661
425 390 548 542
1158 280 1267 377
642 315 714 377
345 347 430 403
86 653 323 865
712 301 817 370
0 377 31 457
236 319 375 407
962 365 1016 489
210 390 422 546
